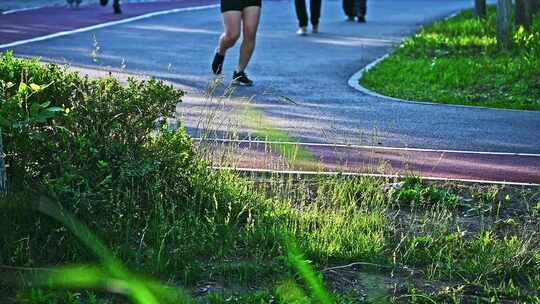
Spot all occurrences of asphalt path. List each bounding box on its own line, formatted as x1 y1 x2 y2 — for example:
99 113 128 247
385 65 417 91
3 0 540 183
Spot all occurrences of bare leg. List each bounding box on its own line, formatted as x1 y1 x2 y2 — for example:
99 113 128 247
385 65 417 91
218 11 242 55
237 6 261 72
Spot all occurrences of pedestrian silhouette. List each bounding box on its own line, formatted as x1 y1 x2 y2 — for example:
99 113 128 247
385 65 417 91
343 0 366 22
66 0 82 8
295 0 321 35
100 0 122 14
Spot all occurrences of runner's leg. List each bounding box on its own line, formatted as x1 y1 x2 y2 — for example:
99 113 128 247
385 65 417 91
212 3 242 75
238 6 261 72
218 11 242 55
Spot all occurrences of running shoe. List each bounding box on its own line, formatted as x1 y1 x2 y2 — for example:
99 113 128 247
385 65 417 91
357 15 366 23
297 27 308 36
312 24 319 34
212 52 225 75
100 0 108 5
232 71 253 86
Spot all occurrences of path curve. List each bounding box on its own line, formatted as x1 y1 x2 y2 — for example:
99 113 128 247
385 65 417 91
2 0 540 183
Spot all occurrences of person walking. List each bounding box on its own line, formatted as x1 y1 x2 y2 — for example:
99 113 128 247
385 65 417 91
67 0 82 8
100 0 121 14
294 0 321 35
343 0 366 23
211 0 262 86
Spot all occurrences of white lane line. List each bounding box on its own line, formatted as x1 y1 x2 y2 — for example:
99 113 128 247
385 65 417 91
211 167 540 186
0 3 219 49
193 138 540 157
2 6 47 15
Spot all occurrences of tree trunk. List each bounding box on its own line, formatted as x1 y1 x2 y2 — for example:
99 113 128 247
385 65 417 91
516 0 532 29
0 130 7 196
497 0 513 49
475 0 487 17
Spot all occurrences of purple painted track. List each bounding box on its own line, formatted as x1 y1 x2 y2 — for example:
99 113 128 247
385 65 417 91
0 0 218 45
199 141 540 184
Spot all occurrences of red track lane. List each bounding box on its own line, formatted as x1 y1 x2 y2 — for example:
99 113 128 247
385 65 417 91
199 141 540 184
0 0 218 45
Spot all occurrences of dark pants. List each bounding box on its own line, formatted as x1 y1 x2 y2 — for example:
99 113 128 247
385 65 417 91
343 0 366 17
295 0 321 27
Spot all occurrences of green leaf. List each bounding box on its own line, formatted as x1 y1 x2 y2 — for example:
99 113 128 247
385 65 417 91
276 280 310 304
45 106 64 113
0 116 10 128
36 265 111 290
30 102 42 116
18 82 28 94
40 101 51 108
284 235 333 304
30 83 41 92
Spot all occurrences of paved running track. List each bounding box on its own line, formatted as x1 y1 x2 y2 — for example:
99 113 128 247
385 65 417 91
2 0 540 183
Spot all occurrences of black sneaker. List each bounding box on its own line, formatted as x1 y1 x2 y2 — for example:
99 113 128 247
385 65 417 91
212 52 225 75
100 0 108 6
357 15 366 23
232 71 253 86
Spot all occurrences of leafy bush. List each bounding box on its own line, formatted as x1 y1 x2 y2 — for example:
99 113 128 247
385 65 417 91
395 177 460 208
0 52 261 279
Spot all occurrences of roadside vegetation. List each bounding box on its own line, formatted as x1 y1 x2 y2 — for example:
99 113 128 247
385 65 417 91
360 7 540 111
1 52 539 303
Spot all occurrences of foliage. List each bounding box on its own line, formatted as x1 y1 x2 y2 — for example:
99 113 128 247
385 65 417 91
361 7 540 110
395 177 460 208
1 54 539 303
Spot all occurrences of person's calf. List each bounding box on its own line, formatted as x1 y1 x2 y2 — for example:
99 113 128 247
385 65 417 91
237 38 255 72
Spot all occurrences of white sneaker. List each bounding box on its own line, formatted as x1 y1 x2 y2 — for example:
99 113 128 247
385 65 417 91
312 25 319 33
296 27 308 36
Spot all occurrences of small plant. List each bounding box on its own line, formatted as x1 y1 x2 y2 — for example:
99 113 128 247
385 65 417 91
395 177 459 208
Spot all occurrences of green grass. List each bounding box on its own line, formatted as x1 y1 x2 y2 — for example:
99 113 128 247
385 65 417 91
3 175 540 303
239 104 317 169
2 53 540 303
360 7 540 110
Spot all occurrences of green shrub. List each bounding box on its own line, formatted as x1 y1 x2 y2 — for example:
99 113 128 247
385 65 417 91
395 177 459 208
0 52 260 279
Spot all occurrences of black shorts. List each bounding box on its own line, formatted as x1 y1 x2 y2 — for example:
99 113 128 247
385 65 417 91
221 0 261 12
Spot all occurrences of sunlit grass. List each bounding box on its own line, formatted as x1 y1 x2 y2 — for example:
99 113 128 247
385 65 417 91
361 6 540 110
2 52 540 303
239 104 317 169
